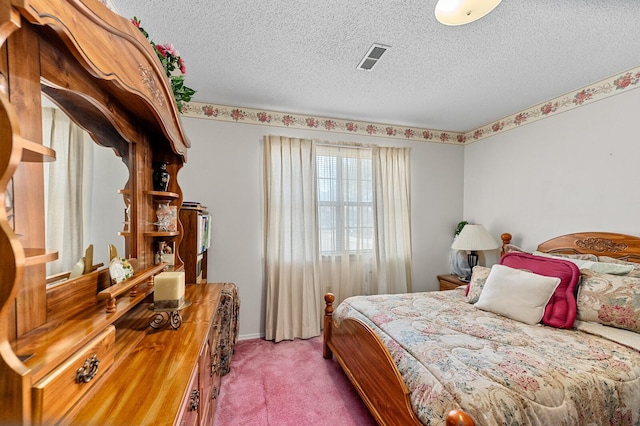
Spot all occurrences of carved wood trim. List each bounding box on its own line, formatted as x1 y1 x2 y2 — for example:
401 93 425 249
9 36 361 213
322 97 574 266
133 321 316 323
0 2 19 46
14 0 189 158
575 237 627 253
139 64 163 106
537 232 640 262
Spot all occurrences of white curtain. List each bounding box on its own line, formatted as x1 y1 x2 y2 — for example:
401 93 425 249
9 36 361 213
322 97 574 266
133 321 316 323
42 107 93 276
263 135 321 342
372 146 412 293
263 137 412 341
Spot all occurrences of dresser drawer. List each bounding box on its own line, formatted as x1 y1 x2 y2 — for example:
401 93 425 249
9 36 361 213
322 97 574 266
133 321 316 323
176 366 200 426
32 325 116 425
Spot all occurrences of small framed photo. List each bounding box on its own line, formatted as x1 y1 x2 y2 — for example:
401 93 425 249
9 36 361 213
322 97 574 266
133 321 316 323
156 240 175 266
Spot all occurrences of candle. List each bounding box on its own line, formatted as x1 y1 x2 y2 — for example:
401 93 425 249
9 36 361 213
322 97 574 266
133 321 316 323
154 271 185 309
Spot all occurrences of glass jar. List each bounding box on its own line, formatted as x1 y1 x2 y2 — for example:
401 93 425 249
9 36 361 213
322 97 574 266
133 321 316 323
155 200 172 231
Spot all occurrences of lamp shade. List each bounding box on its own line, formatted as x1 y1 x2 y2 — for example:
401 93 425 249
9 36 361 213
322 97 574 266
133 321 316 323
450 224 500 251
435 0 503 26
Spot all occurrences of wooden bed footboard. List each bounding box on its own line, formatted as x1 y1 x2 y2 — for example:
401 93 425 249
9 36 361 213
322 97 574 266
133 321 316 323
323 293 475 426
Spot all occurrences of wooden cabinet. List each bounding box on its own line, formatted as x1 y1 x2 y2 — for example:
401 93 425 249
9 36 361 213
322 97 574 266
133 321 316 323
0 1 241 425
179 206 210 283
437 274 467 291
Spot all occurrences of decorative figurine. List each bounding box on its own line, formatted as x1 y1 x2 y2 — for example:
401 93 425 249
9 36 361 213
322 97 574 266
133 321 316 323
153 162 170 192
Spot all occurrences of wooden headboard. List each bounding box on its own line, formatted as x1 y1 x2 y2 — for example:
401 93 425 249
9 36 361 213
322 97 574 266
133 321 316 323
536 232 640 263
500 232 640 263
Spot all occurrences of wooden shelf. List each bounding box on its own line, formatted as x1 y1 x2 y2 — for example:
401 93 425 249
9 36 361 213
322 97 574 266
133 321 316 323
143 231 179 237
145 190 179 199
21 138 56 162
24 249 58 266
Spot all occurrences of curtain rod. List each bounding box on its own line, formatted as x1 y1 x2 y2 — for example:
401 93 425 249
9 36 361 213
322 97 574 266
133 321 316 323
313 139 376 149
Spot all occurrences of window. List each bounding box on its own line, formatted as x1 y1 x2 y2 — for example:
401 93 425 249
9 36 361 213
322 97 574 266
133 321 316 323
316 145 373 254
264 135 412 340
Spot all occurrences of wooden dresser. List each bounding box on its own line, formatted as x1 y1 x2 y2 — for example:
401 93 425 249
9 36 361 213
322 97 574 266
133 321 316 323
0 0 240 424
65 283 239 426
14 281 239 425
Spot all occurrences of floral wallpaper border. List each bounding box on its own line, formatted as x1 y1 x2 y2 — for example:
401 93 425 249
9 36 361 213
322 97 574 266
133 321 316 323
181 64 640 145
181 103 464 144
466 65 640 143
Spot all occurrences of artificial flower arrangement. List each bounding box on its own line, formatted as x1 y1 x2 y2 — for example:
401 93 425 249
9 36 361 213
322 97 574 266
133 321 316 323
131 17 196 111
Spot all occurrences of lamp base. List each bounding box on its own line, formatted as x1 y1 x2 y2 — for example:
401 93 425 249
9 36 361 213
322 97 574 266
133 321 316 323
467 250 479 278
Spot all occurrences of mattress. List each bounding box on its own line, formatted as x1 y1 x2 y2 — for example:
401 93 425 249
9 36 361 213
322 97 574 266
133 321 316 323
334 288 640 425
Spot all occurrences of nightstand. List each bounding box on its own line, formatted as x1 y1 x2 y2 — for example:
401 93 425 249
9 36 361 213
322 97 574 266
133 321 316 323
437 274 467 291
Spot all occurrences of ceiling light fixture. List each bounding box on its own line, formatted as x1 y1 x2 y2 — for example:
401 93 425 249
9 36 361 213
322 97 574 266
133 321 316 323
435 0 502 26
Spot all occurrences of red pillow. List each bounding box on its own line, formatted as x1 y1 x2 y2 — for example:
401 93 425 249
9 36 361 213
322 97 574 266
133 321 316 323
499 252 580 329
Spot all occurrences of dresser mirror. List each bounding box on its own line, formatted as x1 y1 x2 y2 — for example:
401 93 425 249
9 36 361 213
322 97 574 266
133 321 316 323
42 95 130 281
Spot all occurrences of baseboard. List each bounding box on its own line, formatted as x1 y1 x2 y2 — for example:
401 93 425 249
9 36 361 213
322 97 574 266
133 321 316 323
238 332 264 341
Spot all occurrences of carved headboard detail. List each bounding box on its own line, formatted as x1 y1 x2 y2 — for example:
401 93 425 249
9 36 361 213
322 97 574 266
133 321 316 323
537 232 640 263
575 238 627 253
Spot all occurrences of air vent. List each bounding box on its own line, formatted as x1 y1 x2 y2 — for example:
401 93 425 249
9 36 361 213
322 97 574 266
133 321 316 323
357 43 390 71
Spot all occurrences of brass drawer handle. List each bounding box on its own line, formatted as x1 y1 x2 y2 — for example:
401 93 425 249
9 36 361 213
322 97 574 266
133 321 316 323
189 389 200 411
76 354 100 383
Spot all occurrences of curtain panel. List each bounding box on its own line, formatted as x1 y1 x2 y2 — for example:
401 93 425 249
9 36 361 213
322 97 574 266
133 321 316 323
263 136 412 341
373 146 412 294
42 107 93 276
263 135 322 342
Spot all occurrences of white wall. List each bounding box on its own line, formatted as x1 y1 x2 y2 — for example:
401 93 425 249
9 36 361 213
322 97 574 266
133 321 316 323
178 118 464 339
463 87 640 256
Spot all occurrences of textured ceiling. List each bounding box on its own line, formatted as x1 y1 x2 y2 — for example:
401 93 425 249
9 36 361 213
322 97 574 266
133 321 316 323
110 0 640 132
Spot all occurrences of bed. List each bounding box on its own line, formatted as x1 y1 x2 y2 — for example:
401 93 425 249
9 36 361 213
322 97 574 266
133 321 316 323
322 232 640 425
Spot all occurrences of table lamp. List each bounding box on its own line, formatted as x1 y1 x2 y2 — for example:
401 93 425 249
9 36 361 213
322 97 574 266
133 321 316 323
450 224 500 281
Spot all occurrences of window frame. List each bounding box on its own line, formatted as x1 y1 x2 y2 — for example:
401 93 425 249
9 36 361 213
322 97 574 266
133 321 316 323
316 146 374 256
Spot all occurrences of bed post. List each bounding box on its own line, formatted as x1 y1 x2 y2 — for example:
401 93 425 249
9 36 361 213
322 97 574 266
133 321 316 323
500 233 512 256
323 293 334 359
446 409 476 426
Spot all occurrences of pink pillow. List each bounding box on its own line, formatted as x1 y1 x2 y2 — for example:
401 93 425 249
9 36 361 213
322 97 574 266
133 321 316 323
500 252 580 329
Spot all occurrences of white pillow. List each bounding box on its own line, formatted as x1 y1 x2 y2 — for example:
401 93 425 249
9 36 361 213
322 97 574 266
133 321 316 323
475 264 561 325
532 251 634 275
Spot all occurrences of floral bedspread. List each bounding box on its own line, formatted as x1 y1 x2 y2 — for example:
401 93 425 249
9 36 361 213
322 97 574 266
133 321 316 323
334 289 640 425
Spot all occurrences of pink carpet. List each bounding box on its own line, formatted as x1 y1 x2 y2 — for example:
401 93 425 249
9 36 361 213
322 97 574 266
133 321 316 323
214 336 377 426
